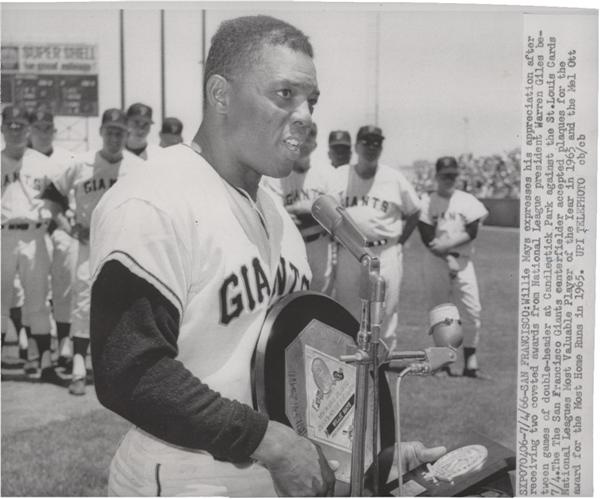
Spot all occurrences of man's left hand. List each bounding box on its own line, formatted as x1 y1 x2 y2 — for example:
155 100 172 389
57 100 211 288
399 441 447 473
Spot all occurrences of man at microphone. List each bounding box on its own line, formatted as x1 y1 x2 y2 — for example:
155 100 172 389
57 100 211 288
88 17 444 496
332 125 421 349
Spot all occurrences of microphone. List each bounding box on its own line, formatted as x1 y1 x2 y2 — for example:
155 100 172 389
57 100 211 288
311 195 374 262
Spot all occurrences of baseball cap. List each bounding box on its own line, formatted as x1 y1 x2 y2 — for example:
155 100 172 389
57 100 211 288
2 105 31 127
101 108 128 130
31 108 54 126
161 117 183 135
356 125 384 141
127 102 154 123
329 130 351 147
435 156 460 175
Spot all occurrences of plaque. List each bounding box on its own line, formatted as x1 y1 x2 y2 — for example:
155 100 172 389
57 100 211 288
252 291 395 486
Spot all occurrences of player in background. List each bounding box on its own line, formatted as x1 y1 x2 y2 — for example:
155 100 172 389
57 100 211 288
327 129 352 168
263 122 339 294
1 105 62 384
41 108 145 395
125 103 162 161
418 156 489 378
159 117 184 147
89 16 444 496
332 125 421 350
29 108 78 369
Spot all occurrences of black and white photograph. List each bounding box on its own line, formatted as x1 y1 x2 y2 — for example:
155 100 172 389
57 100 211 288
1 1 596 496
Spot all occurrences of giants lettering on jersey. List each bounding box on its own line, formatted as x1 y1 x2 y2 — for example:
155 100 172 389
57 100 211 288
219 256 309 325
83 177 117 194
343 195 389 213
3 171 45 191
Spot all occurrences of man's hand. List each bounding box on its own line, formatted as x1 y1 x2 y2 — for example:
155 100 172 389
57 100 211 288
428 237 452 256
252 420 336 496
399 441 447 473
71 223 90 244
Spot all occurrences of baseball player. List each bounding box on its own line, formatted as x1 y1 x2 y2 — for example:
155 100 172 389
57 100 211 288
332 125 421 350
29 108 78 369
1 105 62 384
418 156 489 378
262 122 339 294
125 102 163 161
159 117 184 147
42 108 144 395
328 129 352 168
88 16 444 496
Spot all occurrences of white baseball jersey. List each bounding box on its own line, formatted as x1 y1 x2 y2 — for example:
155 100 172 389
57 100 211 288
90 143 311 407
262 162 340 238
419 190 488 258
336 163 421 242
52 150 144 228
1 148 57 224
47 145 78 208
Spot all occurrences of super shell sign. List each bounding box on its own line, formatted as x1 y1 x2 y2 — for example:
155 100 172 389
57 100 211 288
1 43 99 117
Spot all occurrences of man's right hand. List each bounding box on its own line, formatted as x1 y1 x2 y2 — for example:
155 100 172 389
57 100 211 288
252 420 336 496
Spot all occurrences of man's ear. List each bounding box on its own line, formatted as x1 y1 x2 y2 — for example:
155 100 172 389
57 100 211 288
205 75 230 114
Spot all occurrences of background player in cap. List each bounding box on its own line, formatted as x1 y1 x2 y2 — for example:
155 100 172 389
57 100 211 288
89 16 443 496
1 105 62 384
125 102 162 161
42 108 144 395
418 156 488 378
263 122 339 294
328 129 352 168
332 125 422 350
30 107 78 369
159 117 184 147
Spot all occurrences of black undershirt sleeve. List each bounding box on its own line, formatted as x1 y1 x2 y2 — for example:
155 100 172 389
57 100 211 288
40 182 70 213
90 260 269 462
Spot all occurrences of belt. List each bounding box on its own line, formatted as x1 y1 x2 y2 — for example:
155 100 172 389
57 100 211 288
304 232 326 244
1 222 47 231
366 238 389 247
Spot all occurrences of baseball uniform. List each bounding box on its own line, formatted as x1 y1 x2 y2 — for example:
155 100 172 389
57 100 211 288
1 148 56 338
262 162 340 294
44 145 78 324
51 149 144 340
332 163 421 348
419 190 488 348
90 143 311 495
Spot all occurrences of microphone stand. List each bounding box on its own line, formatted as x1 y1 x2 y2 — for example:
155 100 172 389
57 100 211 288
339 254 385 497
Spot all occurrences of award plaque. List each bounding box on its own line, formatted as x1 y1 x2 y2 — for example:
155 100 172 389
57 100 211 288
252 291 395 486
381 432 515 497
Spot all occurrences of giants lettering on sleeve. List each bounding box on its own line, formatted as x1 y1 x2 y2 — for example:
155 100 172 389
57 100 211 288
219 256 309 325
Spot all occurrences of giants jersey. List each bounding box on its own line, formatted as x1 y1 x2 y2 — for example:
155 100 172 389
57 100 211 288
1 148 57 224
262 162 340 239
45 145 78 208
419 190 488 257
52 150 144 228
90 143 311 407
336 163 421 241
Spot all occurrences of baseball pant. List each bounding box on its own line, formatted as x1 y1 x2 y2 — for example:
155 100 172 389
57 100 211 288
1 227 52 336
11 275 25 308
422 252 481 348
306 235 334 295
334 243 403 350
50 229 77 323
108 428 277 497
71 241 91 339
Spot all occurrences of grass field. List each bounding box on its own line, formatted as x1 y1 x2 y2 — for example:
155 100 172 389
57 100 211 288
1 226 519 496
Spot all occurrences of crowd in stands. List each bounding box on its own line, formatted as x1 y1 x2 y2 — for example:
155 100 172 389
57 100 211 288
413 148 521 199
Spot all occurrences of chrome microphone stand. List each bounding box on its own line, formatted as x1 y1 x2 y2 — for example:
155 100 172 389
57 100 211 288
339 255 386 496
